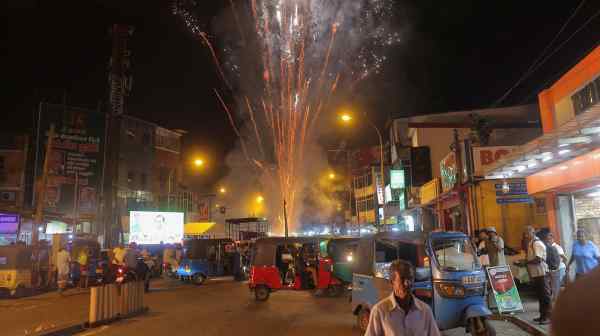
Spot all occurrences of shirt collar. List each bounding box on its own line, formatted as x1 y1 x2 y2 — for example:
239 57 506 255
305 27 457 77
386 292 422 313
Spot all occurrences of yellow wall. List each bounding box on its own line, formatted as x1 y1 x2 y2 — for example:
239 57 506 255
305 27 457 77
473 180 548 249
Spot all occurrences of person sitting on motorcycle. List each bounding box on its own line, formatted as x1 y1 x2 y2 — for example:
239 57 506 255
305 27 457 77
113 244 127 266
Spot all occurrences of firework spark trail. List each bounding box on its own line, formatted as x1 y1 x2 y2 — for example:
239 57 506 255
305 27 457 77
174 0 399 234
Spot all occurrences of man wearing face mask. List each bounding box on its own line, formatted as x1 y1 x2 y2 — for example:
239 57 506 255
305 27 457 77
365 260 441 336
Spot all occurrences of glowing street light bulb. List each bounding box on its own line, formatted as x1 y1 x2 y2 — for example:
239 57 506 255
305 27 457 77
194 159 204 167
328 172 336 180
256 195 264 203
340 113 352 123
219 187 226 194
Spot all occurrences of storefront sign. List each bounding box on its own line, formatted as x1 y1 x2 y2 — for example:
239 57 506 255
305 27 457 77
440 152 457 192
0 213 20 234
472 146 515 177
384 185 392 204
390 170 405 189
486 265 523 313
420 178 440 205
36 103 106 220
495 181 531 204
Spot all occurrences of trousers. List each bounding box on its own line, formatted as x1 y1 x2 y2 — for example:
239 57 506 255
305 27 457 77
532 275 552 319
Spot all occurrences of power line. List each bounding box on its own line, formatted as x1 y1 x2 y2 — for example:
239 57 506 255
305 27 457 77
492 1 588 107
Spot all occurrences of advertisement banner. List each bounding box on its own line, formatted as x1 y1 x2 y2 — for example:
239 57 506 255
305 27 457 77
36 104 106 220
440 152 457 192
129 211 184 245
486 265 523 313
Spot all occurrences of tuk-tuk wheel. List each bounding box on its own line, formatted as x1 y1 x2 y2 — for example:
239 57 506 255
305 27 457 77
14 285 27 298
357 307 370 332
254 285 270 301
192 274 206 286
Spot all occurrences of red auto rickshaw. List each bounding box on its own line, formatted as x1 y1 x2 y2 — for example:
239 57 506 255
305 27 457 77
249 236 340 301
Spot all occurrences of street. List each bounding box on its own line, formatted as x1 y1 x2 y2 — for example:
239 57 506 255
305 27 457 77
2 278 531 336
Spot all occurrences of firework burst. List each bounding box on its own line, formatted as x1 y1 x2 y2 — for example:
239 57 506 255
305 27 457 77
173 0 399 234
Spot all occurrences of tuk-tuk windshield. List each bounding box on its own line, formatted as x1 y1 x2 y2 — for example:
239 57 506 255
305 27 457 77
431 238 480 271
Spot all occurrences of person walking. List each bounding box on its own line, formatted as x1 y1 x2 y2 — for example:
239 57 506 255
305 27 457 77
56 247 71 296
539 229 567 302
486 227 506 267
525 226 551 325
365 260 441 336
477 230 490 267
567 228 600 280
77 247 89 289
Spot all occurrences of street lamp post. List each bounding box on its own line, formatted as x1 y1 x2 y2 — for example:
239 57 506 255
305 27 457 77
339 111 385 231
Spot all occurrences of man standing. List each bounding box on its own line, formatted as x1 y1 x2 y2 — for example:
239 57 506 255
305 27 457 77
486 227 506 267
525 226 551 325
56 247 71 296
365 260 441 336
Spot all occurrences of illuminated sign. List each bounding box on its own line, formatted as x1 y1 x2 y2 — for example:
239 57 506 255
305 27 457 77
390 170 405 189
129 211 184 244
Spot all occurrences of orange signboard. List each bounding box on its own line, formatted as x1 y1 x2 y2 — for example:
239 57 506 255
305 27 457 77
527 148 600 194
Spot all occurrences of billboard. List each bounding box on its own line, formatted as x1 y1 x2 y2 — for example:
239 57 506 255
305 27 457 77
129 211 184 245
35 103 106 221
472 146 515 177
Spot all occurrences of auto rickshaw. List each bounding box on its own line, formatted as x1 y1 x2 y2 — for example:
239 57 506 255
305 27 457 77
0 245 33 297
177 238 234 285
315 237 359 296
351 231 495 335
249 237 328 301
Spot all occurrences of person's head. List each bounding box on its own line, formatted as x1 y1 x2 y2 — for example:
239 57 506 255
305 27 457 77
486 227 497 238
537 228 552 244
525 226 536 240
576 228 588 244
478 230 488 240
389 260 415 299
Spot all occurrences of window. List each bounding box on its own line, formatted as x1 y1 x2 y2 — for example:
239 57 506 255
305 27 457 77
431 238 480 272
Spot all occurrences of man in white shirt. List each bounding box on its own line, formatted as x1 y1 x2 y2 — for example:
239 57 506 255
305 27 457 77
365 260 441 336
543 230 568 301
525 226 551 325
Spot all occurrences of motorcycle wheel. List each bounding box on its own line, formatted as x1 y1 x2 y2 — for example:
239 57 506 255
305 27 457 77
192 274 206 286
357 307 370 333
469 317 496 336
254 285 270 301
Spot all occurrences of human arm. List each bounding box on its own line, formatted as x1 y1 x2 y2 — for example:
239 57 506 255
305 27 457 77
364 306 383 336
527 241 544 265
425 306 442 336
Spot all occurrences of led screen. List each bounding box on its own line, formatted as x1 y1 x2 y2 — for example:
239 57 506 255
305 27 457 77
129 211 184 245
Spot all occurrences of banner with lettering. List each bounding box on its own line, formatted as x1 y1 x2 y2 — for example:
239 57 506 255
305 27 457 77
486 265 523 313
36 103 106 221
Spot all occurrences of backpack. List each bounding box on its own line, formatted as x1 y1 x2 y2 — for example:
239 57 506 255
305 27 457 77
545 243 561 271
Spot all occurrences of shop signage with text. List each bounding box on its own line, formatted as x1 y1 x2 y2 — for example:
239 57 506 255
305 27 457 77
473 146 515 177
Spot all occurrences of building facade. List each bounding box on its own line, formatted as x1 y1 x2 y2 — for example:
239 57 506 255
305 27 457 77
487 46 600 252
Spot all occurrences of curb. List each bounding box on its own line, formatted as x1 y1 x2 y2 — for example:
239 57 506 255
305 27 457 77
491 314 548 336
34 307 149 336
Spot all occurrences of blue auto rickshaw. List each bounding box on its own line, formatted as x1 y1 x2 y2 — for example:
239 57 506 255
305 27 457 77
177 238 234 285
351 231 495 335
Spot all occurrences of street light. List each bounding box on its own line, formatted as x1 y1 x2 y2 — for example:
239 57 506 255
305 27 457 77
194 158 205 167
256 195 264 203
219 187 227 194
338 109 385 230
328 172 336 180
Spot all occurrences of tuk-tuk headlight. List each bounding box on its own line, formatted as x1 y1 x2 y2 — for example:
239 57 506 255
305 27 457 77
435 282 465 298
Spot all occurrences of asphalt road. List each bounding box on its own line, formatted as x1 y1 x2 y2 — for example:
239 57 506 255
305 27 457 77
72 278 530 336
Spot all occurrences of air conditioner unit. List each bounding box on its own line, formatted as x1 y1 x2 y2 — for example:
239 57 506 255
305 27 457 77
0 191 16 202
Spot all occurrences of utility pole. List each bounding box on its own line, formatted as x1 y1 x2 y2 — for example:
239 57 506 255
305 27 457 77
34 124 55 244
283 199 289 238
453 129 467 233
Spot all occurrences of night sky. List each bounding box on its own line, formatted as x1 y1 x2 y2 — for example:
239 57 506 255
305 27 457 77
6 0 600 188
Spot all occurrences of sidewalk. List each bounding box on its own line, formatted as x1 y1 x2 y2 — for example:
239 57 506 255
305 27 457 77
492 288 550 336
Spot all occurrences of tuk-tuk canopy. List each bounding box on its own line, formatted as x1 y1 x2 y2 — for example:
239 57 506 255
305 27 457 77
252 237 318 266
354 231 428 276
0 246 32 269
183 238 233 259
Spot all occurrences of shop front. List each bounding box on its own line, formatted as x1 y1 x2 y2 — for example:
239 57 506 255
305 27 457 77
486 46 600 250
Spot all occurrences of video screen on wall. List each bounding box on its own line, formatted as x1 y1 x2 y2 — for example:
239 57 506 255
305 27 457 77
129 211 184 245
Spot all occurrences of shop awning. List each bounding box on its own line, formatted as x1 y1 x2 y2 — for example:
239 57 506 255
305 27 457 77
184 222 216 235
484 102 600 179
